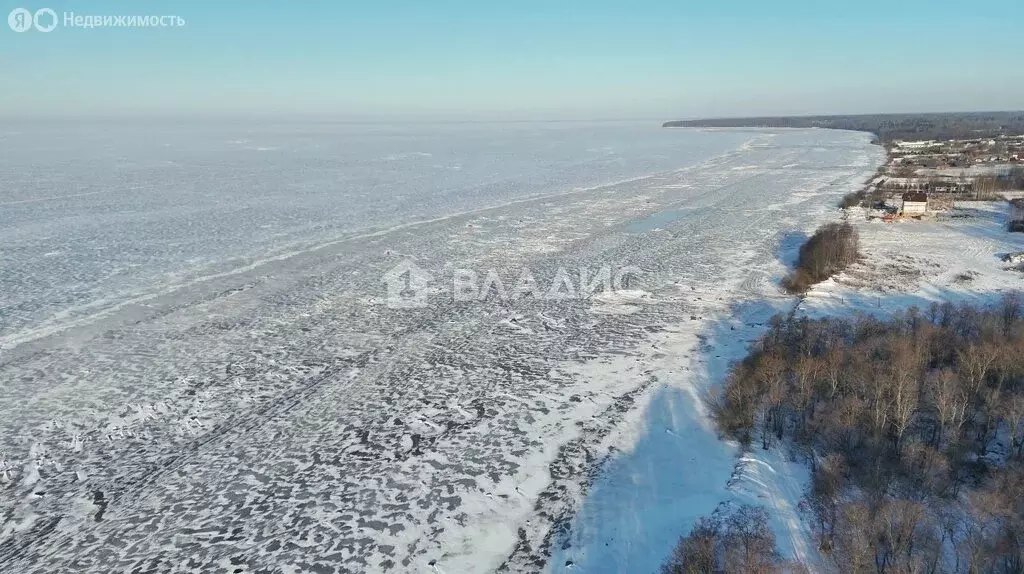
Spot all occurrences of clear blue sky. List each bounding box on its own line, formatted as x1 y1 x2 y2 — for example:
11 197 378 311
2 0 1023 119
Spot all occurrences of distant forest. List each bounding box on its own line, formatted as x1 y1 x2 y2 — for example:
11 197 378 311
663 112 1024 143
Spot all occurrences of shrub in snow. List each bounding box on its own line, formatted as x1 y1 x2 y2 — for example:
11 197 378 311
661 504 783 574
782 222 859 293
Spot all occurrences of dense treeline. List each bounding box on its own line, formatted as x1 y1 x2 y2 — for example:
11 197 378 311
663 112 1024 144
662 505 791 574
782 223 859 293
709 295 1024 572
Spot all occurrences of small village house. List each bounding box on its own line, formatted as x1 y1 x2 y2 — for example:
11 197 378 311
901 192 928 215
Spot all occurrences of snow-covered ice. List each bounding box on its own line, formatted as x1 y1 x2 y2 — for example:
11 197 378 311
0 121 884 572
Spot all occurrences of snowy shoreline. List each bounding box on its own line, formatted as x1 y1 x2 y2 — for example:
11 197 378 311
545 134 887 573
549 141 1024 573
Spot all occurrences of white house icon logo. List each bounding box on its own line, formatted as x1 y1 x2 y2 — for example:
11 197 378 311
382 260 432 309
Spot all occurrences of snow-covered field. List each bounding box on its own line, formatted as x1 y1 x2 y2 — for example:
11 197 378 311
0 121 884 573
804 201 1024 318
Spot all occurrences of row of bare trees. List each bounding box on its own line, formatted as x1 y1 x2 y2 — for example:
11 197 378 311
662 505 789 574
782 223 859 293
709 295 1024 572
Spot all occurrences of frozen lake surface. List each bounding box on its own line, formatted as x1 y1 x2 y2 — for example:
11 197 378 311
0 121 882 572
0 120 747 345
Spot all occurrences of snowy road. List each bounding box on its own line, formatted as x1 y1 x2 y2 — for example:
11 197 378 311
0 123 882 572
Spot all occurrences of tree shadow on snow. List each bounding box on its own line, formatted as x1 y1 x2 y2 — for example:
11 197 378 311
549 281 1022 573
776 230 809 271
548 298 792 573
